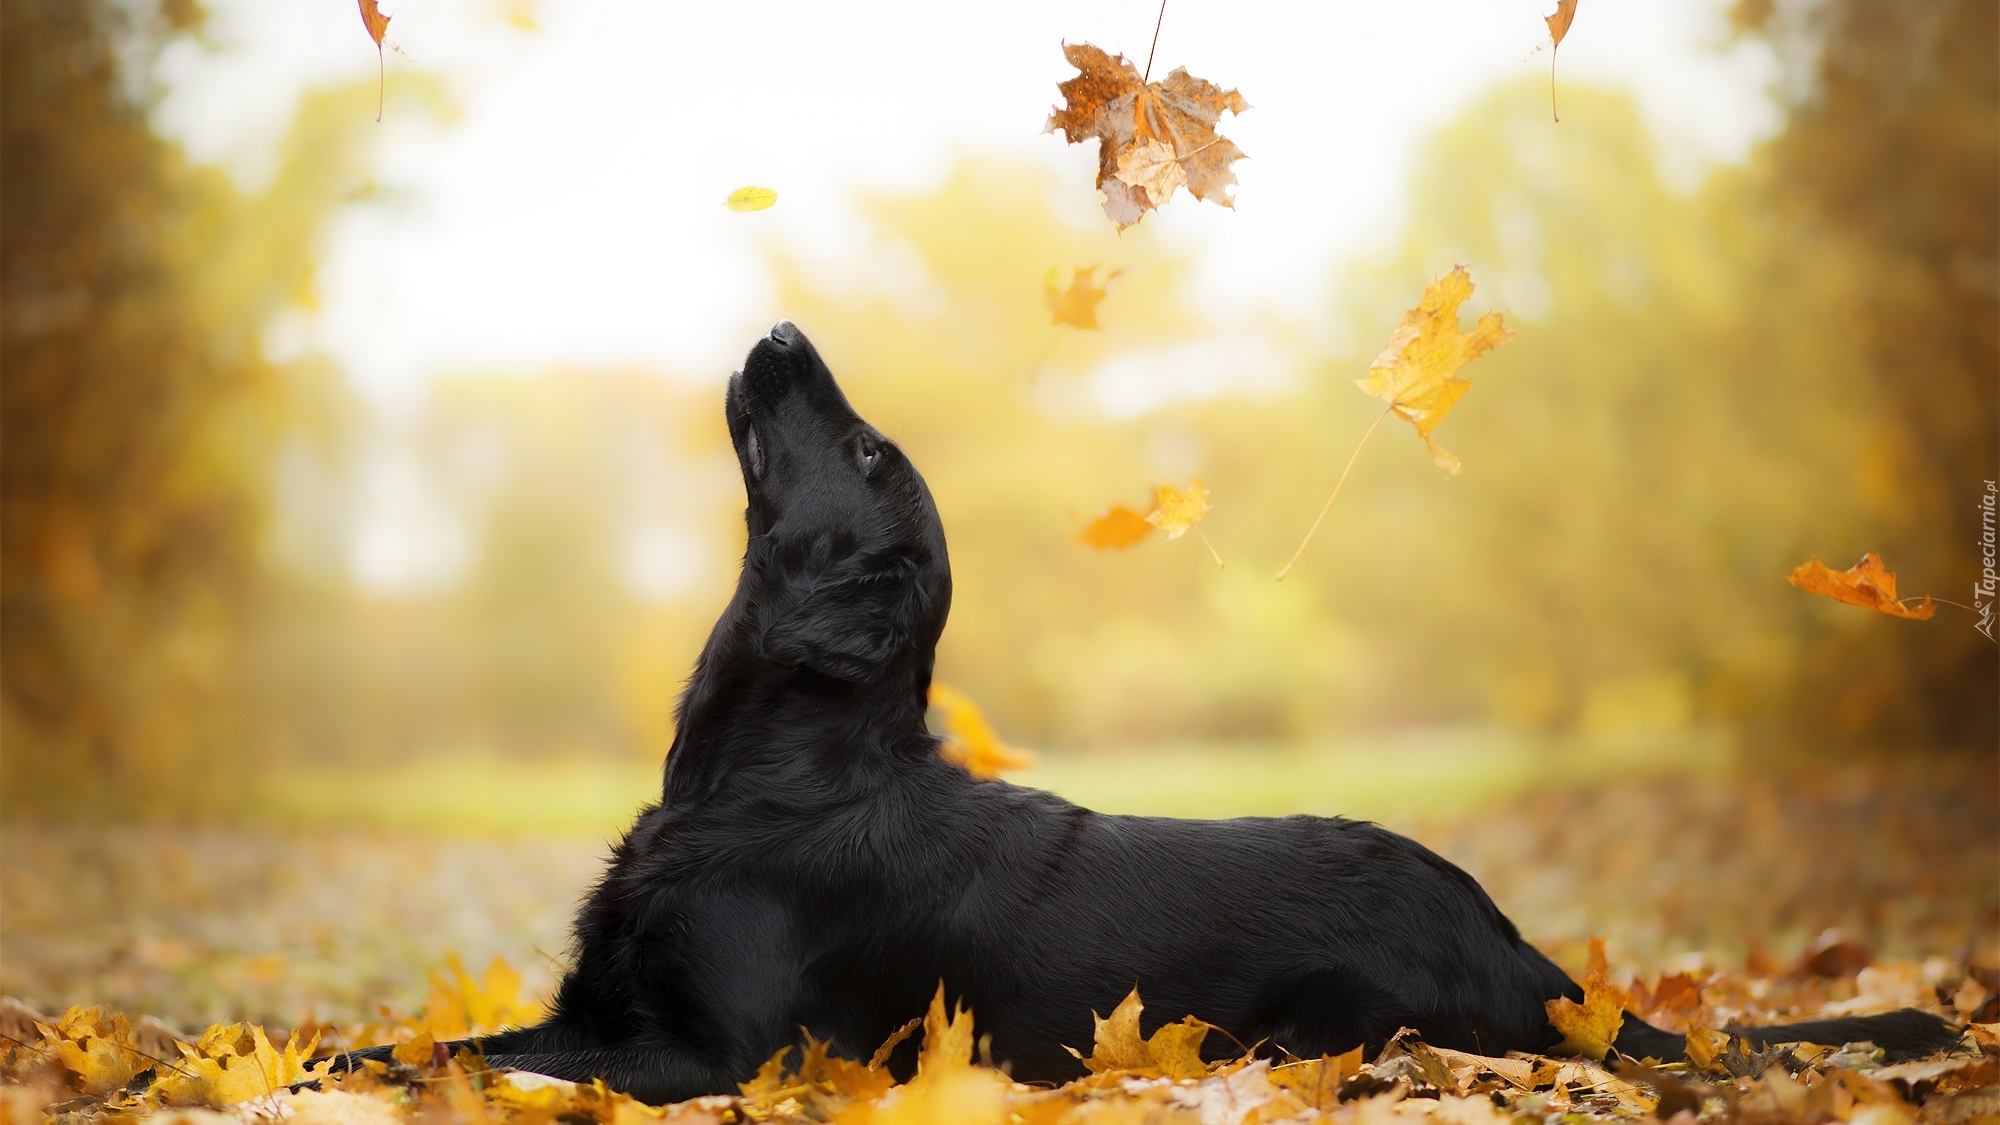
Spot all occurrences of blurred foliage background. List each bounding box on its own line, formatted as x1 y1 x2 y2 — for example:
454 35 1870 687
0 0 1995 1022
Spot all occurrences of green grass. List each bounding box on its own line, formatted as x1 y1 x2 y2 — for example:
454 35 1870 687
255 727 1734 836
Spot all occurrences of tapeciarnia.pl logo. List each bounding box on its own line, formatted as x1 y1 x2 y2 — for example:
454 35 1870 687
1977 480 1996 642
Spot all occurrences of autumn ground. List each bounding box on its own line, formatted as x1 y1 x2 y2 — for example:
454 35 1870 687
3 746 1995 1124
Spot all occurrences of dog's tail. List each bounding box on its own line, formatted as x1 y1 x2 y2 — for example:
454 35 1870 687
1610 1007 1959 1065
318 1021 570 1074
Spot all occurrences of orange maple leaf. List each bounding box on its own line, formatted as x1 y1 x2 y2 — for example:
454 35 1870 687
929 682 1035 779
1544 936 1626 1061
1044 266 1121 330
1787 553 1936 620
1078 504 1155 550
1045 43 1248 230
1546 0 1579 120
357 0 391 121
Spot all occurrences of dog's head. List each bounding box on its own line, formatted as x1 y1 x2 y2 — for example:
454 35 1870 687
723 321 951 688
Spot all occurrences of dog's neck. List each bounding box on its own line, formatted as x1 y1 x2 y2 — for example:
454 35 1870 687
659 602 935 805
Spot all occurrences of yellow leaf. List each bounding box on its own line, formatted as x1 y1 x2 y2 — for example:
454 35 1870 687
152 1022 328 1107
930 682 1035 779
1078 504 1155 550
1787 553 1937 620
1543 937 1626 1061
393 1029 436 1068
1684 1026 1731 1075
1144 1016 1210 1080
1046 43 1249 230
1355 264 1512 474
1269 1047 1366 1109
916 984 974 1081
40 1007 146 1095
1145 479 1210 540
422 952 544 1039
1043 265 1121 330
726 186 778 212
838 986 1009 1125
1063 988 1209 1078
1068 988 1150 1074
868 1017 922 1071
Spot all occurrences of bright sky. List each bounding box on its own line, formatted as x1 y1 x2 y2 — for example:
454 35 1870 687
155 0 1781 409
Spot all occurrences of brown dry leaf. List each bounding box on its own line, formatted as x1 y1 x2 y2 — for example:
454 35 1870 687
1045 43 1248 230
1078 504 1155 550
1145 479 1210 540
1064 988 1210 1079
1356 265 1512 475
357 0 391 121
152 1022 327 1107
1546 1 1579 121
1044 266 1121 330
929 682 1035 779
1544 937 1626 1061
1787 553 1937 620
1643 972 1704 1018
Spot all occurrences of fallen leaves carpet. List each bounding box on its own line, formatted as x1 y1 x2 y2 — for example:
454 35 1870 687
3 754 1993 1124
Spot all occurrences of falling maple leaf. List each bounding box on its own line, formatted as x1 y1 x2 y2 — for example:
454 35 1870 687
929 682 1035 779
1147 479 1224 567
1278 266 1511 580
1064 987 1212 1080
1544 937 1626 1061
1146 479 1209 540
1787 553 1937 620
1357 264 1512 475
1546 0 1579 121
1044 266 1121 329
1045 43 1248 230
357 0 391 122
726 186 778 212
1078 504 1155 550
1079 482 1222 565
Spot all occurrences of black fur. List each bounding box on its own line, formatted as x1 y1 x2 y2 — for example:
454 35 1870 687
334 323 1957 1101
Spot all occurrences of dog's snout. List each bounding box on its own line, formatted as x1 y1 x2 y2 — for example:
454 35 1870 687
766 320 800 347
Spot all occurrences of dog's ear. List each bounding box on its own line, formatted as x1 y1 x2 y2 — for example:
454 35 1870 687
756 554 935 681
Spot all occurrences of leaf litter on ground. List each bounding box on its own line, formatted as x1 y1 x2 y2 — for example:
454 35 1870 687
7 954 1995 1125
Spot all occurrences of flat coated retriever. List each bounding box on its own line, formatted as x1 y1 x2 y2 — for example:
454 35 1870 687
342 322 1955 1102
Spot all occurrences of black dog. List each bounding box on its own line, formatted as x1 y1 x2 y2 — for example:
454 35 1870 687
345 323 1955 1103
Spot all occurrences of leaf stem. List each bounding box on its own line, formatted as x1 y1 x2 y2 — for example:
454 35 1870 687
1275 405 1393 582
376 48 385 123
1913 596 1981 613
1194 526 1225 569
1143 0 1167 84
1549 46 1560 123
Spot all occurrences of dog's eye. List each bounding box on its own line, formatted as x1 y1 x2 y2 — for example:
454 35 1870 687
745 425 765 478
856 439 881 473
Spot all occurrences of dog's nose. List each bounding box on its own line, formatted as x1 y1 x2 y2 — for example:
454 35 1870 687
766 320 800 348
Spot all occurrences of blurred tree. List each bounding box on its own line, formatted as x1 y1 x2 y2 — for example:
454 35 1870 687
0 0 442 810
1736 0 1999 748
